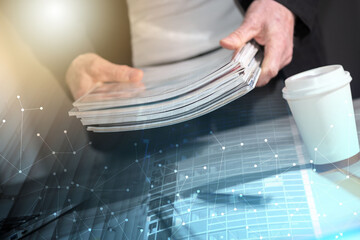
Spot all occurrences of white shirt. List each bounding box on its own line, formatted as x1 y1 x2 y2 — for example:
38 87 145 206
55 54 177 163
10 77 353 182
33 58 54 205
126 0 244 67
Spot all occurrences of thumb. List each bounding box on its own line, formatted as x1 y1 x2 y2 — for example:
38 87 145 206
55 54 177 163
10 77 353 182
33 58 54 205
220 21 258 50
105 64 143 83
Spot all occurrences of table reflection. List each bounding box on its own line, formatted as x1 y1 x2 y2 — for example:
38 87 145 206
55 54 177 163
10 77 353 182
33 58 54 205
1 78 359 240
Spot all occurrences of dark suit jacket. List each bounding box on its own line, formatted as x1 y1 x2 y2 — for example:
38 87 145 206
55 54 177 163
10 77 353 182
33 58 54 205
239 0 326 78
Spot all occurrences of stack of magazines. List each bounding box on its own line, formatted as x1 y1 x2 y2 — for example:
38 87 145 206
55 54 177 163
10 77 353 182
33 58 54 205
69 41 263 132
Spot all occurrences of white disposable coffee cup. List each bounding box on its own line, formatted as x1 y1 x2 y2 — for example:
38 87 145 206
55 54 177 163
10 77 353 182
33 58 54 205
283 65 359 165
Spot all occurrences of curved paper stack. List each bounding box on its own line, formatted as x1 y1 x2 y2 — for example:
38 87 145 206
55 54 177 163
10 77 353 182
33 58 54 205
69 41 263 132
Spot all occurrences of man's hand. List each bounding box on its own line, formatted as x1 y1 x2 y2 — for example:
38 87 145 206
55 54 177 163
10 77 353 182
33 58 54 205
220 0 295 86
66 53 144 100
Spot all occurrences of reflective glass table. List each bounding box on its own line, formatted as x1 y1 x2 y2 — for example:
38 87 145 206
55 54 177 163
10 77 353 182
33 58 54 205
1 79 360 240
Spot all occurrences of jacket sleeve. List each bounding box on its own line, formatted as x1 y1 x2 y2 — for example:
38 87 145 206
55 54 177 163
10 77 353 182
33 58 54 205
238 0 319 38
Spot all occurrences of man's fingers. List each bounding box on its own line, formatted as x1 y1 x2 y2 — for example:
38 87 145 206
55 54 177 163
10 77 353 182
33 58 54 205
100 62 143 83
128 68 144 83
220 21 258 50
257 41 283 87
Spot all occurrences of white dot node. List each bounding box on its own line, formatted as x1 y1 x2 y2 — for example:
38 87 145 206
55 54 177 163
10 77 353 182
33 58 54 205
239 194 243 197
346 175 350 179
175 144 179 147
100 207 103 211
275 203 278 206
90 189 94 192
221 212 224 216
176 193 180 197
125 218 128 222
234 208 237 211
275 154 278 158
258 191 261 195
174 169 178 173
52 151 56 155
287 233 291 237
222 146 225 150
275 175 279 178
53 212 57 216
64 169 67 172
18 170 22 173
53 172 56 176
40 107 43 110
182 222 186 226
111 212 114 215
104 166 108 170
290 214 294 217
37 133 40 137
88 228 91 232
231 189 235 193
292 163 296 166
64 130 67 134
339 202 343 206
158 164 162 167
89 141 92 145
2 119 5 123
21 108 24 112
185 175 189 179
354 212 357 216
17 95 20 99
240 142 244 146
260 237 263 240
187 209 191 212
340 233 343 236
254 164 258 168
159 150 162 153
211 213 215 217
203 166 207 170
323 214 327 217
264 139 268 142
253 209 257 212
246 226 249 229
73 151 76 155
314 147 318 151
310 160 314 163
330 124 334 128
126 188 130 192
336 185 340 189
349 113 353 117
197 190 200 193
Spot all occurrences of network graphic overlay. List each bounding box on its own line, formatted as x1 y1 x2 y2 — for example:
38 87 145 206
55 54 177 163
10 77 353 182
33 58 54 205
0 84 360 240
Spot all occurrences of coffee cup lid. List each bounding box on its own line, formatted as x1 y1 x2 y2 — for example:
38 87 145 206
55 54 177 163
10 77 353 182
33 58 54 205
282 65 352 100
